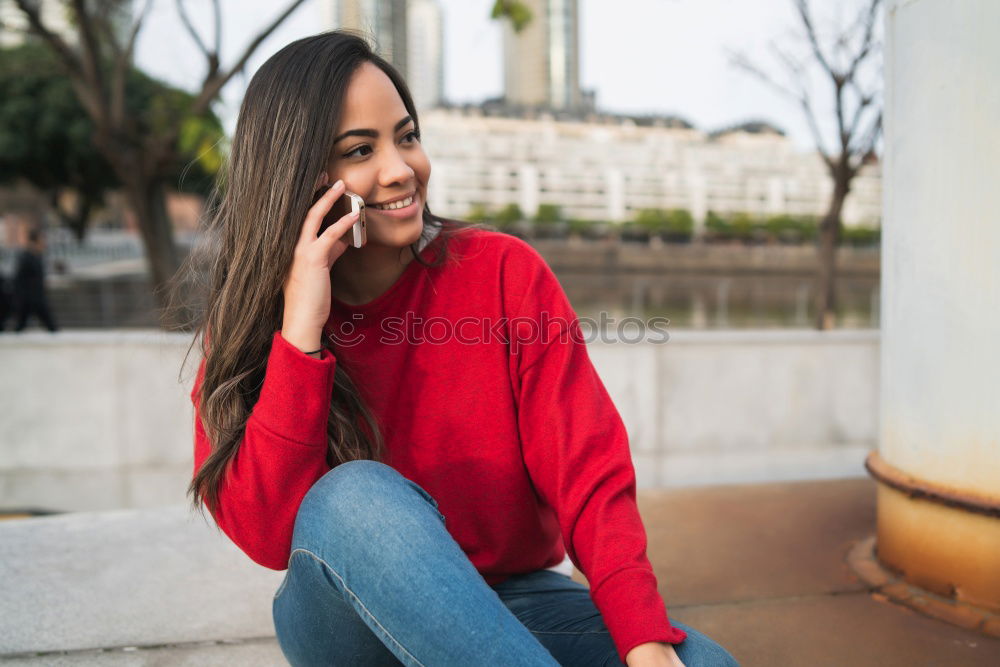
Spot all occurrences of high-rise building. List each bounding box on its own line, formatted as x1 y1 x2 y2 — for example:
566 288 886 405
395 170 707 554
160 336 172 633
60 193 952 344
322 0 409 79
500 0 584 112
407 0 444 111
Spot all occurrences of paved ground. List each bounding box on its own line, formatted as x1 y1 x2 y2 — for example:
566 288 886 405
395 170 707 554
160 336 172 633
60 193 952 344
1 477 997 666
631 477 999 666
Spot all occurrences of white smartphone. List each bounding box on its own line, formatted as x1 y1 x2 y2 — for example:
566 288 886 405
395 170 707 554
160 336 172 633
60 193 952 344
312 186 367 248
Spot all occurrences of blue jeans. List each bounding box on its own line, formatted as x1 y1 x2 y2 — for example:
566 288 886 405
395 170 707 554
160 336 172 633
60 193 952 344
272 460 739 666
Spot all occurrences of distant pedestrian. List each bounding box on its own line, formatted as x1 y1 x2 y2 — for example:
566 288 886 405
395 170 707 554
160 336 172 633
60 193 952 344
11 227 59 332
0 269 11 331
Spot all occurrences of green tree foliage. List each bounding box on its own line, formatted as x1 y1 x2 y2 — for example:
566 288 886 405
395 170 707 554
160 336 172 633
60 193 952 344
632 208 694 242
0 43 225 239
664 208 694 240
495 202 524 224
533 203 561 224
763 213 821 244
0 42 116 237
567 218 611 240
705 210 829 244
840 225 880 246
705 210 728 239
491 1 534 33
729 212 755 242
533 203 566 238
465 203 490 222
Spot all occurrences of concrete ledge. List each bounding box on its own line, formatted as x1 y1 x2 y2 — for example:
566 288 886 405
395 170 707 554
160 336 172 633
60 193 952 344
1 329 879 512
1 638 284 667
0 505 283 657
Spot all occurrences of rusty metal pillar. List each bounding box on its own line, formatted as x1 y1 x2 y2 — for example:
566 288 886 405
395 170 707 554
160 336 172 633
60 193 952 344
871 0 1000 613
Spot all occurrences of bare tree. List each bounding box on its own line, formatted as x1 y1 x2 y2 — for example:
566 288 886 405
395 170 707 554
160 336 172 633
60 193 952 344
11 0 308 328
732 0 883 330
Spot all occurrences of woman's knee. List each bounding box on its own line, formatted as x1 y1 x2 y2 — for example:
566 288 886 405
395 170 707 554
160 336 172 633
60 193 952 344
291 460 440 554
296 460 397 524
302 460 399 509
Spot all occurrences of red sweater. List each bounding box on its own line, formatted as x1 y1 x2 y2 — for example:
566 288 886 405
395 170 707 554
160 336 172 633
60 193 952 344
191 228 687 661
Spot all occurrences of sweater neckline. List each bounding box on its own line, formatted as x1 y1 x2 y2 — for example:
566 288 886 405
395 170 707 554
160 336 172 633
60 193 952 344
328 236 438 314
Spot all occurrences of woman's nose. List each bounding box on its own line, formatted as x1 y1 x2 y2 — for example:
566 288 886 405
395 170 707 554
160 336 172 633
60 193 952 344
379 148 414 183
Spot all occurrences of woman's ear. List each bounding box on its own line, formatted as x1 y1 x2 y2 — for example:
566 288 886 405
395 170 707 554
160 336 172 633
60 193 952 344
315 171 329 191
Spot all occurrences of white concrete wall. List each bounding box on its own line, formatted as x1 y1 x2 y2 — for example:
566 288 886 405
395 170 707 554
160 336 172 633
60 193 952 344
0 328 878 512
881 0 1000 497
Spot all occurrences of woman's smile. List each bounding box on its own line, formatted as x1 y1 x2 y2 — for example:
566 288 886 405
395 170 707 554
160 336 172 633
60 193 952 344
367 191 421 219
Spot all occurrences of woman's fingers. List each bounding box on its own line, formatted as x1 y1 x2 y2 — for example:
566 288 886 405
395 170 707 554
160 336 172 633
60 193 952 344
301 178 345 242
320 207 362 255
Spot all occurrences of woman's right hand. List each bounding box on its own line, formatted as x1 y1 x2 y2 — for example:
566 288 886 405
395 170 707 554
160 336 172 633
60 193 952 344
280 174 360 351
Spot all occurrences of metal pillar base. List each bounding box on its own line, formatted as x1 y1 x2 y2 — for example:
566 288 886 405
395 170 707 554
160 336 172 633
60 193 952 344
861 451 1000 616
847 535 1000 637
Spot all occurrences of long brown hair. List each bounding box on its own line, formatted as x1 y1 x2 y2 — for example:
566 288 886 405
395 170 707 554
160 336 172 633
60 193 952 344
168 30 491 517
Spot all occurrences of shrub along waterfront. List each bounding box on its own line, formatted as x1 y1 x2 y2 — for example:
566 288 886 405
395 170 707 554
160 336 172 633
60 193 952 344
468 204 879 247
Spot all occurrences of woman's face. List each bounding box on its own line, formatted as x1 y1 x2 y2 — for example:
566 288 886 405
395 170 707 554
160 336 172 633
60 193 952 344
324 61 431 250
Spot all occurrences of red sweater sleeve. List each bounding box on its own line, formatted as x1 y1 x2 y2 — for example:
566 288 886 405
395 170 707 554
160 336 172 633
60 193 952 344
191 330 334 570
506 241 688 662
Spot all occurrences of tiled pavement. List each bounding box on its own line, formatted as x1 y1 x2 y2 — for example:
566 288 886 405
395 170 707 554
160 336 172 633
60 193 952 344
2 477 998 666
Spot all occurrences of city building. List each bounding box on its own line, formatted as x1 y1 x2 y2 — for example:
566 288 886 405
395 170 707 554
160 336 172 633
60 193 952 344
499 0 589 112
418 104 881 231
406 0 444 111
322 0 409 82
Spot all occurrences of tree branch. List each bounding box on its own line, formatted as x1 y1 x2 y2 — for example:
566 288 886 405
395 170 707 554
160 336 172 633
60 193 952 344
188 0 309 116
729 48 800 102
94 0 120 57
145 0 308 175
176 0 212 60
12 0 118 128
844 79 877 145
796 0 834 77
849 110 882 173
844 0 882 84
112 0 154 128
69 0 109 117
729 46 834 169
832 68 848 154
801 95 836 173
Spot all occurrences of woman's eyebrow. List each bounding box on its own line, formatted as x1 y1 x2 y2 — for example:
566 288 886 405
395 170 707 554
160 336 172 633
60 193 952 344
333 115 413 144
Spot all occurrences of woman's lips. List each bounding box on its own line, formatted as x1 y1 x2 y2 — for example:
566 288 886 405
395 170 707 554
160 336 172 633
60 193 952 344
369 192 420 219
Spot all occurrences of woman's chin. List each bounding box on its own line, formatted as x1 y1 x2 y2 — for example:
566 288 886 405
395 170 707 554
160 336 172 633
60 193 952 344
363 220 425 248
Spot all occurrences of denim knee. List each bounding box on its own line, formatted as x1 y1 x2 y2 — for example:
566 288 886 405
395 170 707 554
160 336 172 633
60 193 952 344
671 621 740 667
290 460 442 557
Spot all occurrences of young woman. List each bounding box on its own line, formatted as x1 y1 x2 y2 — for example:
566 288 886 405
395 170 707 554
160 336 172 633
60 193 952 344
183 30 738 667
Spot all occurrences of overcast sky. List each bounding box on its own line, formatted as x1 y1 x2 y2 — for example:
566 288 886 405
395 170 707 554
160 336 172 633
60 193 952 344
133 0 880 152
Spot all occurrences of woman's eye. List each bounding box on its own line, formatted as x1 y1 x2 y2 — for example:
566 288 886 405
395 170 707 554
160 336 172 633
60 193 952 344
343 130 420 159
343 144 371 159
